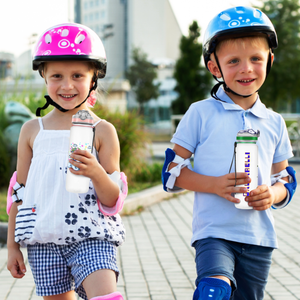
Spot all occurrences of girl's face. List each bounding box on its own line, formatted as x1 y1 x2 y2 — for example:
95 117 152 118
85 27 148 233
43 61 94 111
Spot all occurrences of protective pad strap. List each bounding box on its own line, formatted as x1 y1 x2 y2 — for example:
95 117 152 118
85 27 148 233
97 171 128 216
193 277 231 300
7 171 25 215
162 148 191 192
272 166 297 209
90 291 123 299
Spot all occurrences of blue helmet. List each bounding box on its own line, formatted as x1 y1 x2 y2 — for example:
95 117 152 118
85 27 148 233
203 6 278 69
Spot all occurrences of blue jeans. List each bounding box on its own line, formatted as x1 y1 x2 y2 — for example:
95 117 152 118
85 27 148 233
193 238 273 300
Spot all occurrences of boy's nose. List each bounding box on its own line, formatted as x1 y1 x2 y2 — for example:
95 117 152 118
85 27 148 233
240 60 253 73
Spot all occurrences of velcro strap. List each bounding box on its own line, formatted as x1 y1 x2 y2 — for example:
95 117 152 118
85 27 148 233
166 158 191 189
12 182 25 202
271 169 289 185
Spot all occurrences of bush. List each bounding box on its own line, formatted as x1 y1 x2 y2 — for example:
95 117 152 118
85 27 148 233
93 104 149 181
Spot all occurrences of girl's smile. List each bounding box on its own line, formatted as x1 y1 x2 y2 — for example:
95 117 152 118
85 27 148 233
43 61 94 110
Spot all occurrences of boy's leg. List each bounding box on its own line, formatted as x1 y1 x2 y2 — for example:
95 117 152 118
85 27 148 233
232 244 273 300
193 238 236 299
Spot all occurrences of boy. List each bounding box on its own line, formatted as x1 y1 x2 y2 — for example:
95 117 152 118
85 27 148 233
162 6 297 300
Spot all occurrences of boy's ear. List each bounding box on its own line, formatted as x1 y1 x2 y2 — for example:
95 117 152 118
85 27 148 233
207 60 222 79
270 52 274 66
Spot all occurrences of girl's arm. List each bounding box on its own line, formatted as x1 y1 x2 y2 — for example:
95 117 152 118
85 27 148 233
169 144 250 204
7 120 37 278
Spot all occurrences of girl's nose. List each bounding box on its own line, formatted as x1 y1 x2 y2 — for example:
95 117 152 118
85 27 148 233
62 78 74 90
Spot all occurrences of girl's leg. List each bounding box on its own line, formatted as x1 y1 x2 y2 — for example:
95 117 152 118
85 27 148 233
43 290 76 300
82 269 117 299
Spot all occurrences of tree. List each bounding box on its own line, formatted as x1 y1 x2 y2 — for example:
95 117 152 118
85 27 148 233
257 0 300 111
125 47 160 114
172 21 211 115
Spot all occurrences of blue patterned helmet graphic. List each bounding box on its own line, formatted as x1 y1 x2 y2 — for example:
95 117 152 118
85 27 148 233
203 6 278 68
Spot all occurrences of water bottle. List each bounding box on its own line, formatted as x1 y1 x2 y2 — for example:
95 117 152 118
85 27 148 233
235 129 260 209
66 110 94 193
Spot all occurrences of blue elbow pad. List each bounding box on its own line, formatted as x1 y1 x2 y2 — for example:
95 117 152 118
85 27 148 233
271 166 297 209
161 148 191 192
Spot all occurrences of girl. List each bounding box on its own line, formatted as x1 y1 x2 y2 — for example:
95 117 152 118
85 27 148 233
7 23 127 300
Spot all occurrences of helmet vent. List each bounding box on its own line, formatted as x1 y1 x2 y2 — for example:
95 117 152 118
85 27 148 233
220 13 231 21
45 34 52 44
254 9 262 19
235 7 245 14
75 33 86 44
61 29 69 37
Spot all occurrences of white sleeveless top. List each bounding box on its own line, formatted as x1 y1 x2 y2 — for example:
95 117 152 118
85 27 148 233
15 118 125 247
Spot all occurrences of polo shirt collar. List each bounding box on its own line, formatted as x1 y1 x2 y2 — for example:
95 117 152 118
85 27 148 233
215 87 269 119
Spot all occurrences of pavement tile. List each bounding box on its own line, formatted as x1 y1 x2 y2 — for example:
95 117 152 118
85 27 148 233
1 163 300 299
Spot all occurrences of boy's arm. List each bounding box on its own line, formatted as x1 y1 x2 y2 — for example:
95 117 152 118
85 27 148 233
169 144 250 204
245 160 289 210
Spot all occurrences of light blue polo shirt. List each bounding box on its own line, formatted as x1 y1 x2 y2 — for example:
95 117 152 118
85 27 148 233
171 88 293 248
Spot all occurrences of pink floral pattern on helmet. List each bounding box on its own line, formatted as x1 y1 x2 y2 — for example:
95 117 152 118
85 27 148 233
32 23 107 78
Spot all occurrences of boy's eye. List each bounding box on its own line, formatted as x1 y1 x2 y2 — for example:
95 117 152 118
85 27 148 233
229 59 239 64
251 57 261 62
73 74 82 79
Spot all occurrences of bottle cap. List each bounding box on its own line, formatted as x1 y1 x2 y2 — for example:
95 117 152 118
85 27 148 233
236 129 260 141
72 110 94 126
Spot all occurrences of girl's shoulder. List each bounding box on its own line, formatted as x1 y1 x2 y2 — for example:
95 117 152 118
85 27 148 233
93 118 119 152
20 119 41 149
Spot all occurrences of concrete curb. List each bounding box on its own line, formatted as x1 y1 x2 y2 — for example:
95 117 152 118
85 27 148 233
0 184 181 243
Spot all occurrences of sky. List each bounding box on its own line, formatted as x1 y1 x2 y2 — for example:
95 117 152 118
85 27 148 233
0 0 260 58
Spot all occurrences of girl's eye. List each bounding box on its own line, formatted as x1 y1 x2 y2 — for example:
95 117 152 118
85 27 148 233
52 74 61 78
73 74 82 79
251 57 260 62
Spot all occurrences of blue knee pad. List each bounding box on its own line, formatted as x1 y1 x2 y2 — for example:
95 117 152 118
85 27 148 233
193 278 231 300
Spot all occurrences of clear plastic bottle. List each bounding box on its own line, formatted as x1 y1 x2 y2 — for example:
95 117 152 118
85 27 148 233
66 110 94 193
235 129 260 209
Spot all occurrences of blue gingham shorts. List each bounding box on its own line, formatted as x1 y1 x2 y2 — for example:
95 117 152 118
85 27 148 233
27 238 119 300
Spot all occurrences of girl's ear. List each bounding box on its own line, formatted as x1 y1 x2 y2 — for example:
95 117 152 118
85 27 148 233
207 59 222 79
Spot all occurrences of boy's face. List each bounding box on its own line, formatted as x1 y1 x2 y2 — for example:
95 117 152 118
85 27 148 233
208 37 273 108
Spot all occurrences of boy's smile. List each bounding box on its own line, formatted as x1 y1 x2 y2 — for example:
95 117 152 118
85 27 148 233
209 37 273 109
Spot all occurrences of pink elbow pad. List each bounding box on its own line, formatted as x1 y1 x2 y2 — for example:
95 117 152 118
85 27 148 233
98 172 128 216
7 171 17 215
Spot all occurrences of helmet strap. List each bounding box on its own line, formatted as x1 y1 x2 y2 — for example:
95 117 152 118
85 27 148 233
35 80 98 117
211 50 258 101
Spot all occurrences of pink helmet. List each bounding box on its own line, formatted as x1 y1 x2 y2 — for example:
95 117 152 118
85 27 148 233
32 23 106 78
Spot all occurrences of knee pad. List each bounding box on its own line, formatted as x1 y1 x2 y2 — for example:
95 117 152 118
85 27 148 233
90 291 123 299
193 278 231 300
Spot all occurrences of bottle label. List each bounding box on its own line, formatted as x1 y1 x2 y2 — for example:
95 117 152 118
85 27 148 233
68 142 92 171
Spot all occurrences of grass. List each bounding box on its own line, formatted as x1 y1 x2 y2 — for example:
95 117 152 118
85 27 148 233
0 188 7 222
0 181 162 223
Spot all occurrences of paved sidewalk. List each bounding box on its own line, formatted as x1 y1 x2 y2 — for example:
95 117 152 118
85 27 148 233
1 165 300 299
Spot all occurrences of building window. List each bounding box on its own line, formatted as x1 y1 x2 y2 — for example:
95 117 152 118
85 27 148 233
90 0 94 8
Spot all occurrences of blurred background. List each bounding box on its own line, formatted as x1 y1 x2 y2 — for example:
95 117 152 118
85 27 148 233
1 0 300 215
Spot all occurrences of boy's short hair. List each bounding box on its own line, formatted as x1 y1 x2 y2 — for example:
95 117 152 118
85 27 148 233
216 35 270 54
